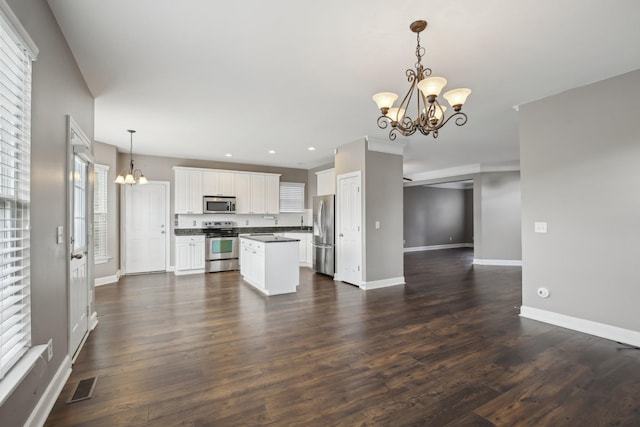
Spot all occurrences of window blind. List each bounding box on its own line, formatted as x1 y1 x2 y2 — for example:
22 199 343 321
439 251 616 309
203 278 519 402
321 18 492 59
0 10 34 380
279 182 305 212
93 164 108 262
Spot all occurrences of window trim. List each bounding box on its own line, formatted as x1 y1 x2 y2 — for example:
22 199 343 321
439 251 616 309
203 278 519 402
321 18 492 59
0 0 38 402
93 163 109 264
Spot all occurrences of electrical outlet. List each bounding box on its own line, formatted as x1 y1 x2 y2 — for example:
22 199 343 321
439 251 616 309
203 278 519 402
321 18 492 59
47 338 53 361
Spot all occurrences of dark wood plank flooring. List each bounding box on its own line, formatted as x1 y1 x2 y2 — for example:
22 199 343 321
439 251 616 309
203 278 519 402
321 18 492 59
45 249 640 426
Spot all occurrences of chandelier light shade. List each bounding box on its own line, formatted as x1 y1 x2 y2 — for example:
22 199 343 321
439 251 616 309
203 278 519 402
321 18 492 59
115 129 148 185
373 20 471 140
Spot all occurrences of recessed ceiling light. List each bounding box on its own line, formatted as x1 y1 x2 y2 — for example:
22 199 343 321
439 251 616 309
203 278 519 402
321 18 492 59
268 150 276 154
225 153 232 157
308 146 316 151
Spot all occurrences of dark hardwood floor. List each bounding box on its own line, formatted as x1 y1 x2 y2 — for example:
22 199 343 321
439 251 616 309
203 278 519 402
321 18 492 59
45 248 640 426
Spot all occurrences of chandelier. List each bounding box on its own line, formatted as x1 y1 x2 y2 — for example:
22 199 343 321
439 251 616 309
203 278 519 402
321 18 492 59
114 129 148 185
373 20 471 140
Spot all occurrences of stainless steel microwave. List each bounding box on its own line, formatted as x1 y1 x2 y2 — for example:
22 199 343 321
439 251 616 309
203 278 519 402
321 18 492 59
203 196 236 214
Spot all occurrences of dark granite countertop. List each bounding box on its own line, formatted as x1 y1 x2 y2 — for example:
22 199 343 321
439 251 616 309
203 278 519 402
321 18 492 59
175 226 311 236
241 235 300 243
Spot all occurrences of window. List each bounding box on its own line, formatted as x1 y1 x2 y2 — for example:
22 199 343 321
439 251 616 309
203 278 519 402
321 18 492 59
0 3 37 381
93 163 109 263
279 182 305 212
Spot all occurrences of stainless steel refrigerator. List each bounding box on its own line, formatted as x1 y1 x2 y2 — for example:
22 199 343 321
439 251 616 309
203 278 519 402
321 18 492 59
312 195 335 276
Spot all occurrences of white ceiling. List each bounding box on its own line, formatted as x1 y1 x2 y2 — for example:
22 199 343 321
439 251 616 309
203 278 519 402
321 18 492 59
47 0 640 178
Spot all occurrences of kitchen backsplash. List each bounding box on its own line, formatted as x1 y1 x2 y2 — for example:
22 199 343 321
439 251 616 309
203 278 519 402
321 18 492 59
176 210 313 229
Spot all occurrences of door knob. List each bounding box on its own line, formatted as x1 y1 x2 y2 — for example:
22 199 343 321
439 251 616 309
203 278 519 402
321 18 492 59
71 253 83 260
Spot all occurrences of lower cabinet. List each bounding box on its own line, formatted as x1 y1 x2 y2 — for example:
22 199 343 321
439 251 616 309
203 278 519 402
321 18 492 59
240 238 265 287
282 232 312 267
240 237 298 295
175 235 205 275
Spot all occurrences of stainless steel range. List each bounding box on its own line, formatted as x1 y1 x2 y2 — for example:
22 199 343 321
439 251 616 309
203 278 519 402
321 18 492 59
203 221 239 272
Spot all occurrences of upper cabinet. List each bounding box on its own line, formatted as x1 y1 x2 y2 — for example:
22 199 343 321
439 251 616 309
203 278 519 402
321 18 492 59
265 174 280 214
174 167 280 215
235 172 280 214
174 168 203 214
203 170 235 196
234 173 251 214
316 168 336 195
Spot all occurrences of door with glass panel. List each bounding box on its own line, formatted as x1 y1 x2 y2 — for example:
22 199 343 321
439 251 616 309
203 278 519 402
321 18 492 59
68 118 93 359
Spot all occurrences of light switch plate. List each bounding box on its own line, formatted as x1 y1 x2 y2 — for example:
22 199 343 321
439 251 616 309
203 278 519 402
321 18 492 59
56 226 64 244
534 221 548 233
375 221 380 229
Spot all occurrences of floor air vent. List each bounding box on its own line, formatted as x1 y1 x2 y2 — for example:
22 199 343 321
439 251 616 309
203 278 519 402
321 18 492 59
66 376 98 404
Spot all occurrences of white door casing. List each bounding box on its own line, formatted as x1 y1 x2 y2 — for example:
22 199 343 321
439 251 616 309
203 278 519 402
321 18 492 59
124 182 170 274
68 116 93 359
336 171 362 286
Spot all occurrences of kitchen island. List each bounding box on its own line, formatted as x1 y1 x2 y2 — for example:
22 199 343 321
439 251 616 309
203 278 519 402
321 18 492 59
240 235 300 295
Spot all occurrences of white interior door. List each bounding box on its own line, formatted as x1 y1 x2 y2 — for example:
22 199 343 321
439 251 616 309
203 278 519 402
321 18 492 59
68 118 93 359
336 172 362 286
124 182 168 274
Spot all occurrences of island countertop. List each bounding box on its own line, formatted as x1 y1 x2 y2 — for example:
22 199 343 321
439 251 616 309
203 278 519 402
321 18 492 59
241 235 300 243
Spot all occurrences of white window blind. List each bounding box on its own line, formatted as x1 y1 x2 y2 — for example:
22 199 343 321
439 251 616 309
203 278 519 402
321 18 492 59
93 164 108 263
0 7 35 381
279 182 305 212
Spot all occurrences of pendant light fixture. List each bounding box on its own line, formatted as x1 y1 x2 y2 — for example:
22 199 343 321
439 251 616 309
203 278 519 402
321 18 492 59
114 129 148 185
373 20 471 140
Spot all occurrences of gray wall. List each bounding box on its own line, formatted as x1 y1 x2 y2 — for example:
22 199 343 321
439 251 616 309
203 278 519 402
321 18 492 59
334 139 404 284
0 1 95 426
520 69 640 332
473 172 522 261
364 149 404 282
464 189 474 243
404 171 521 262
403 186 473 248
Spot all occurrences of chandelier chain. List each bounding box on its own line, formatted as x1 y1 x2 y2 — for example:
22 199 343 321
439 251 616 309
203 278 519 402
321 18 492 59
414 32 425 70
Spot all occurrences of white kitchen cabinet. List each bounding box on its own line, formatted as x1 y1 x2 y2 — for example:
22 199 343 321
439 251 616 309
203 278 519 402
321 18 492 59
174 168 203 214
234 173 251 214
316 168 335 196
175 235 205 274
203 170 235 196
250 174 266 213
235 172 280 214
283 232 312 267
265 174 280 214
174 167 279 215
240 236 298 295
240 238 265 287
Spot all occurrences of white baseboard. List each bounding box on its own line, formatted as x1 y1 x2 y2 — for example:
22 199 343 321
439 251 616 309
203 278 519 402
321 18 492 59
473 258 522 266
89 311 98 331
404 243 473 253
174 268 205 276
360 276 405 290
24 355 72 427
166 265 175 272
520 306 640 348
94 271 120 287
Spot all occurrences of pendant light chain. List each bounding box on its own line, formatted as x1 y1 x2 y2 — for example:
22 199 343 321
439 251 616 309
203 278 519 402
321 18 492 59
114 129 148 185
